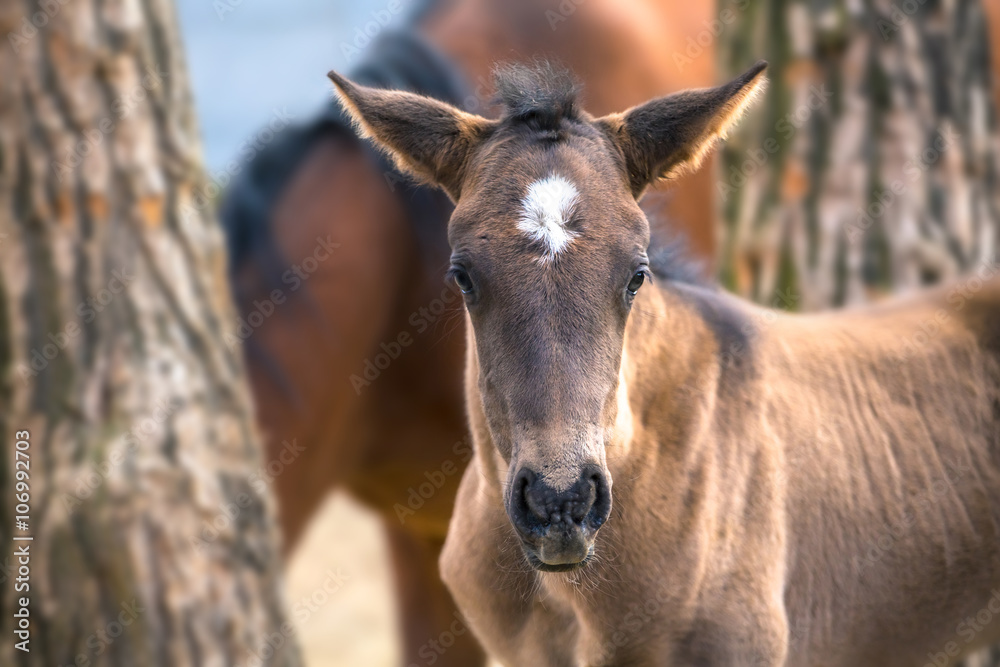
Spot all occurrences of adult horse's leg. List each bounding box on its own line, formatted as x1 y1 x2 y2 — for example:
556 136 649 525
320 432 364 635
344 195 484 663
234 134 415 551
986 0 1000 113
383 523 487 666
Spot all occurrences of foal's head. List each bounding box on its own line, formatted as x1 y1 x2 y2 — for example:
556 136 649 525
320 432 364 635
330 61 766 571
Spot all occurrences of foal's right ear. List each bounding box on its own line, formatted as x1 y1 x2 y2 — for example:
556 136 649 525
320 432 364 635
328 71 496 200
597 61 768 198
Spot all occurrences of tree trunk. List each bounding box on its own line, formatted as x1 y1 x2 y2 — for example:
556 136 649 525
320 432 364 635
0 1 301 665
718 0 1000 311
718 1 1000 664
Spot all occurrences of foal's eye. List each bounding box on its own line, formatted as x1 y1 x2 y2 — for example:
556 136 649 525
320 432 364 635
626 271 646 296
451 267 475 294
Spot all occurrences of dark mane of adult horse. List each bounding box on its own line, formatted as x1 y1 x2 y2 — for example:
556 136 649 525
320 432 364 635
222 28 465 311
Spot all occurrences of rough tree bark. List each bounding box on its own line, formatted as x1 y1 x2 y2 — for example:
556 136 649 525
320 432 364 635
717 1 1000 665
0 0 300 665
718 0 1000 311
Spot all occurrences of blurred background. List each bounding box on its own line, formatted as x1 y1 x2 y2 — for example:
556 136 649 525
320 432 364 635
3 0 1000 666
176 1 373 174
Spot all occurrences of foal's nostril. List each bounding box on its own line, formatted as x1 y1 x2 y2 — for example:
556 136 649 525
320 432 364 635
590 472 612 528
579 475 598 522
510 468 537 529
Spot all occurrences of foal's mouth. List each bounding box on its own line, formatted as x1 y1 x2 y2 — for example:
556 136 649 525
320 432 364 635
505 463 612 572
522 540 596 572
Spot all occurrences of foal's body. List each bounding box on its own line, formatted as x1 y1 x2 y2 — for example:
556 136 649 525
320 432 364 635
331 51 1000 666
227 3 715 661
445 275 1000 666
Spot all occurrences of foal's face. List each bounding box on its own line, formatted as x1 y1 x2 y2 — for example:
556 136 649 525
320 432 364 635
329 60 766 571
446 134 648 570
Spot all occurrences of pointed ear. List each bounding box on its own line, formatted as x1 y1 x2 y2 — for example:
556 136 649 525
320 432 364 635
327 71 496 200
597 61 768 198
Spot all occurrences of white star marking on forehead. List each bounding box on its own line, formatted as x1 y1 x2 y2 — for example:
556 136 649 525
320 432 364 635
518 175 579 260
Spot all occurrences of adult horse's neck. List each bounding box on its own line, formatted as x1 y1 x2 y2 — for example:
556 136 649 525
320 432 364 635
419 0 716 113
418 0 719 260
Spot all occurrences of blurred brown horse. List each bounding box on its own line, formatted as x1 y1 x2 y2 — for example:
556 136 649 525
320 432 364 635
224 0 720 663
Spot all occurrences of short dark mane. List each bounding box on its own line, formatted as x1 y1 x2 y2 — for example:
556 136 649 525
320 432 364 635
649 241 709 287
493 61 581 130
648 219 711 287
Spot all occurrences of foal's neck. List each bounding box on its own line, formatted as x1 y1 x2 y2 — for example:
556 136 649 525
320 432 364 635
614 282 728 465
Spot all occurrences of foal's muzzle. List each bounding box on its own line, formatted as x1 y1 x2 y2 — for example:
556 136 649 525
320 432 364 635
507 464 612 572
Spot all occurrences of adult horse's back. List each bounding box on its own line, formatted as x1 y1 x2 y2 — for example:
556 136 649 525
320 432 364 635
221 1 719 663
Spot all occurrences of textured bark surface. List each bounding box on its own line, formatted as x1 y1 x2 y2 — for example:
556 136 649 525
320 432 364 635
718 0 1000 311
718 1 1000 665
0 0 300 665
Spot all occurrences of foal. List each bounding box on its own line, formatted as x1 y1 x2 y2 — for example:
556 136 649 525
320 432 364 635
329 63 1000 665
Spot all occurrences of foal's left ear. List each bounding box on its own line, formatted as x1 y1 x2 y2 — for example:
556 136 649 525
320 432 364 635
597 61 768 198
328 71 496 200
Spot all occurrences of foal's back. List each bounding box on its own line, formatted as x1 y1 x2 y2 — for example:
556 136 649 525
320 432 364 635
757 273 1000 665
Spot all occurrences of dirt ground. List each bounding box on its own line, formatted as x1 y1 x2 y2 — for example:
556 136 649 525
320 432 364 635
285 492 400 666
285 491 504 667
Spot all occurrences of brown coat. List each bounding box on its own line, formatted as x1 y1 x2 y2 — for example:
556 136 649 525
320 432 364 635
329 60 1000 666
445 267 1000 665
